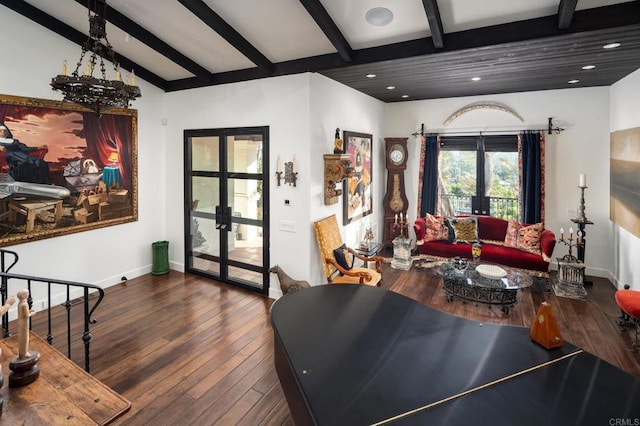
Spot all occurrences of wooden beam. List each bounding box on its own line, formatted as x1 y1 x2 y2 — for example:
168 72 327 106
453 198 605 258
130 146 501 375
558 0 578 29
422 0 444 49
75 0 212 82
177 0 273 73
298 0 352 62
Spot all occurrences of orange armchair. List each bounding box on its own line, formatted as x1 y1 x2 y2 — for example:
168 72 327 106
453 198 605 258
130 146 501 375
313 214 385 286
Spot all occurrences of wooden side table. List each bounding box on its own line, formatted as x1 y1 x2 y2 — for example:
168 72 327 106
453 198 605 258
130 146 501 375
8 198 63 233
0 332 131 424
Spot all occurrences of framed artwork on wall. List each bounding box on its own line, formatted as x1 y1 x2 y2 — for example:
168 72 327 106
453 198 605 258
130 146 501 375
610 127 640 238
343 130 373 225
0 93 138 247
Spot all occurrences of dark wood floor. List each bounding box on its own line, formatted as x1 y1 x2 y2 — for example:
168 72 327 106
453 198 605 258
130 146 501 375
29 264 640 425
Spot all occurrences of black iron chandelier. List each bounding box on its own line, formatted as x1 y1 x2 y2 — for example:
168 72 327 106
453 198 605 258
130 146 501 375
51 0 140 115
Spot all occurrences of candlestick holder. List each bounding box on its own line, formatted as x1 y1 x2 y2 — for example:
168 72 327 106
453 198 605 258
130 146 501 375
557 233 584 263
576 185 588 222
275 171 282 186
391 215 409 239
284 161 298 187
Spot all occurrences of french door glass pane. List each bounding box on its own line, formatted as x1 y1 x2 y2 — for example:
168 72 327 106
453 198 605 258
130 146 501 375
439 150 476 215
191 136 219 172
485 151 519 220
192 176 219 214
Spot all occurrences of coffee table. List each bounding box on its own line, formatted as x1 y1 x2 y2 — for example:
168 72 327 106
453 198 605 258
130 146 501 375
437 261 533 314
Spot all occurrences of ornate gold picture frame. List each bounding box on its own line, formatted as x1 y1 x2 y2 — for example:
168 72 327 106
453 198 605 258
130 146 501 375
0 94 138 247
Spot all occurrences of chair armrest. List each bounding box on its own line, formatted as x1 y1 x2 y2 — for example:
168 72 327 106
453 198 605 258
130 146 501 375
348 248 387 272
540 229 556 261
326 258 372 283
414 218 426 242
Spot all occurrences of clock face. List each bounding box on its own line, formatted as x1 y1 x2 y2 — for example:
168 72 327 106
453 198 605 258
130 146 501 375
390 145 404 165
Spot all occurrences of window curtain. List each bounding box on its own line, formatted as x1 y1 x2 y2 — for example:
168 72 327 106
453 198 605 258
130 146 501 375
417 134 439 216
518 131 545 224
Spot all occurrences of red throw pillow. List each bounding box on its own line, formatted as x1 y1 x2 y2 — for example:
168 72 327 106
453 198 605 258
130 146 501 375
423 214 449 242
504 220 543 255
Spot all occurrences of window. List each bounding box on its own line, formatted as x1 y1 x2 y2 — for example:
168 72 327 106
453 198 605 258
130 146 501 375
438 135 519 220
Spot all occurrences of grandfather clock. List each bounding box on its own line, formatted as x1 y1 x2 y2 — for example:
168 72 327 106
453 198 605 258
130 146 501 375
383 138 409 248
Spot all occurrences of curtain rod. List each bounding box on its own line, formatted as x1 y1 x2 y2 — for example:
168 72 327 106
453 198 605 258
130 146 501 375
411 118 565 137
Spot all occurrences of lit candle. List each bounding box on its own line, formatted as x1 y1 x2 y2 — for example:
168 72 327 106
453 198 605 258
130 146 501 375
399 212 403 222
131 69 136 85
276 155 282 173
569 227 574 239
62 59 68 76
115 65 121 81
579 173 586 188
560 227 564 240
395 214 398 224
292 154 297 173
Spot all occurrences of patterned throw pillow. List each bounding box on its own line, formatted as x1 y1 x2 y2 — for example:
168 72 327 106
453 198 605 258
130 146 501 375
504 221 543 255
448 217 479 244
333 244 354 270
423 214 449 242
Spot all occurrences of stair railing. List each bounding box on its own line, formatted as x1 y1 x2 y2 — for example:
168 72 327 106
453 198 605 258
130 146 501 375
0 248 104 373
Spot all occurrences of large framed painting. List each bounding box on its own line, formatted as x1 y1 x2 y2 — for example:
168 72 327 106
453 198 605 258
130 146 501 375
611 127 640 237
0 94 137 247
343 130 372 225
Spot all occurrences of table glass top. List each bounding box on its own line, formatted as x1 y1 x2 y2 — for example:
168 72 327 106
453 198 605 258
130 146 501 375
438 261 533 290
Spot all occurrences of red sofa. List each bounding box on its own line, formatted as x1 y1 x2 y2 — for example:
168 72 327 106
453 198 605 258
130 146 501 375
413 215 556 277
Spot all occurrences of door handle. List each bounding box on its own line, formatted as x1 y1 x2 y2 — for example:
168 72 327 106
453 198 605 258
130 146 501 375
215 205 222 229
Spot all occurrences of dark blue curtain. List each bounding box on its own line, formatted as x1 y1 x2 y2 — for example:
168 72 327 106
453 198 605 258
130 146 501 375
520 131 542 224
420 135 439 216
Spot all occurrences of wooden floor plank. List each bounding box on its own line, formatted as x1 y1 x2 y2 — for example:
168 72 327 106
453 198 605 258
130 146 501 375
26 265 640 425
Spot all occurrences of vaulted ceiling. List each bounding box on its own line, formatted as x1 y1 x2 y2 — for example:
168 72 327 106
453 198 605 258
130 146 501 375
4 0 640 102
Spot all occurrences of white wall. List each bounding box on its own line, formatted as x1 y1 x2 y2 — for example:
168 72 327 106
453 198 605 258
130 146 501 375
384 87 612 279
165 73 384 297
308 74 385 287
610 68 640 290
0 8 167 308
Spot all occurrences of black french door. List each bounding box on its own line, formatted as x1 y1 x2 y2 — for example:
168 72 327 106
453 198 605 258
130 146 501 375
184 127 269 294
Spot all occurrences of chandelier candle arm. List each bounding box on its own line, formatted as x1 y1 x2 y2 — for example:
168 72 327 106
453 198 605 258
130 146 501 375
50 0 141 115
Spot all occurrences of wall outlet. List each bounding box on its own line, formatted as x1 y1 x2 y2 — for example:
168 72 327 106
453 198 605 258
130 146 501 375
284 199 291 206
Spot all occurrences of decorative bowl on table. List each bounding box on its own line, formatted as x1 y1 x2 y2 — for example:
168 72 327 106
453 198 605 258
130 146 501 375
475 264 507 279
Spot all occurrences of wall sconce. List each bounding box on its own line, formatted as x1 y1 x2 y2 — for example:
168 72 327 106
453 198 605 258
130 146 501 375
276 154 298 187
323 154 352 205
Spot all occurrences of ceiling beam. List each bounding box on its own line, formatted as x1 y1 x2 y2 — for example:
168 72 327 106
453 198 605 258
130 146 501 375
557 0 578 29
422 0 444 49
167 2 640 92
75 0 212 82
298 0 352 62
177 0 273 73
0 0 167 89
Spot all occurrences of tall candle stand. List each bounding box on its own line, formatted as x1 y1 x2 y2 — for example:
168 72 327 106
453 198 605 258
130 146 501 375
571 183 593 284
557 232 583 263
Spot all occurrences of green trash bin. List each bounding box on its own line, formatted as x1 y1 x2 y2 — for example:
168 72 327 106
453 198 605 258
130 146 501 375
152 240 169 275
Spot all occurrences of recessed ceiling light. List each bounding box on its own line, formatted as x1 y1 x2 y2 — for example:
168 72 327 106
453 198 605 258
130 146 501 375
366 73 376 78
401 94 409 98
603 42 621 49
568 79 580 84
386 86 396 90
471 77 481 81
582 65 596 70
365 7 394 26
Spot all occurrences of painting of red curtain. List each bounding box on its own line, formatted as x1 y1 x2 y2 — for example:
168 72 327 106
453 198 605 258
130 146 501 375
0 93 137 247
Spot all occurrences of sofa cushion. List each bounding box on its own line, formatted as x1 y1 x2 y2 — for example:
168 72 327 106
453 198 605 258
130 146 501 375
476 215 509 242
448 216 479 244
423 214 449 242
504 221 543 255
